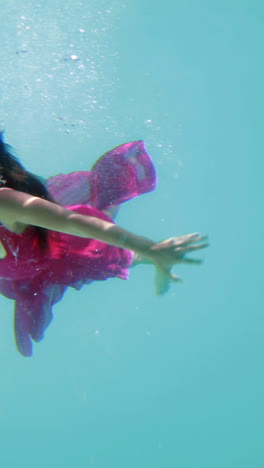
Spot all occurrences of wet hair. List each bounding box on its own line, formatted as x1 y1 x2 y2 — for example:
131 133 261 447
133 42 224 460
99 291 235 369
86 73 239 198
0 132 54 249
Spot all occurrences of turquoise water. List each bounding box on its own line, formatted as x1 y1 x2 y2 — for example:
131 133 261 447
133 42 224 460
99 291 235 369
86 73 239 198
0 1 263 467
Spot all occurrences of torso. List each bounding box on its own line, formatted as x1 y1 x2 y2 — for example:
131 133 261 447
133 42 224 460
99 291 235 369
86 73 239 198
0 241 6 258
1 222 28 234
0 188 28 231
0 222 29 258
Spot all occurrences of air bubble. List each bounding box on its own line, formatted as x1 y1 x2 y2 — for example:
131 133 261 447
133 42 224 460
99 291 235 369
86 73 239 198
69 54 79 61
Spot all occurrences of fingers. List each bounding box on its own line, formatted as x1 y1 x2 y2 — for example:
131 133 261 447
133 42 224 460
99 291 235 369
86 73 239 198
170 272 183 282
174 241 209 254
173 234 208 246
155 267 182 295
151 232 208 295
173 232 200 244
157 234 209 250
155 269 171 295
182 257 203 265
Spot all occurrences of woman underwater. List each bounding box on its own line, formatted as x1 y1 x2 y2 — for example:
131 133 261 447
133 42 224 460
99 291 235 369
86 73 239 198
0 133 208 356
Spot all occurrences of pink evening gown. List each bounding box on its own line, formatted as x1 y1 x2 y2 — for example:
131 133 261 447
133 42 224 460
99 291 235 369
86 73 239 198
0 141 157 356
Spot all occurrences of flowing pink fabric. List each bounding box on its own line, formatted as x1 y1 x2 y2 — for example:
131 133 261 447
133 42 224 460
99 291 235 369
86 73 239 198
0 141 157 356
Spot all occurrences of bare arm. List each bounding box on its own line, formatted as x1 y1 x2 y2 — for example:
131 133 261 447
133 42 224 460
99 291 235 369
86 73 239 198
0 188 208 287
0 188 154 253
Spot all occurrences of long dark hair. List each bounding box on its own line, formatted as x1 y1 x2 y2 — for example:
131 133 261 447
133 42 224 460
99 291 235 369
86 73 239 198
0 132 54 249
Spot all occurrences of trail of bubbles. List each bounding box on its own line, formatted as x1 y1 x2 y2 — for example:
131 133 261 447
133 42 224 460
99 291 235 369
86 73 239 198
0 1 125 137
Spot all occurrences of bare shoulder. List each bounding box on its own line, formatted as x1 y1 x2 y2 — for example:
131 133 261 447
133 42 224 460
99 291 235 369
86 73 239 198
0 188 63 213
0 188 35 210
0 187 32 201
0 188 43 225
0 189 24 225
0 188 72 231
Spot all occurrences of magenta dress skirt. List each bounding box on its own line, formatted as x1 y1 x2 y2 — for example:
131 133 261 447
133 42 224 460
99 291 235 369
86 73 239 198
0 141 157 356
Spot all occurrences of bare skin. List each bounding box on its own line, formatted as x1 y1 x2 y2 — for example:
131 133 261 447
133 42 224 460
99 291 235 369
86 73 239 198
0 188 208 294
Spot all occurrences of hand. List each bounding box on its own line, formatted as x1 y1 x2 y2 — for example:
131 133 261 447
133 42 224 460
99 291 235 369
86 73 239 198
148 233 209 295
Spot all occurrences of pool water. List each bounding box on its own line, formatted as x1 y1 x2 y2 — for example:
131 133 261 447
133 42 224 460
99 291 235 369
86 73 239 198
0 1 263 467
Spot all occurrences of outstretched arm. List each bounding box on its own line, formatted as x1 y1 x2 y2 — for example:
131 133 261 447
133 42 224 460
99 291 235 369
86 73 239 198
0 188 208 286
